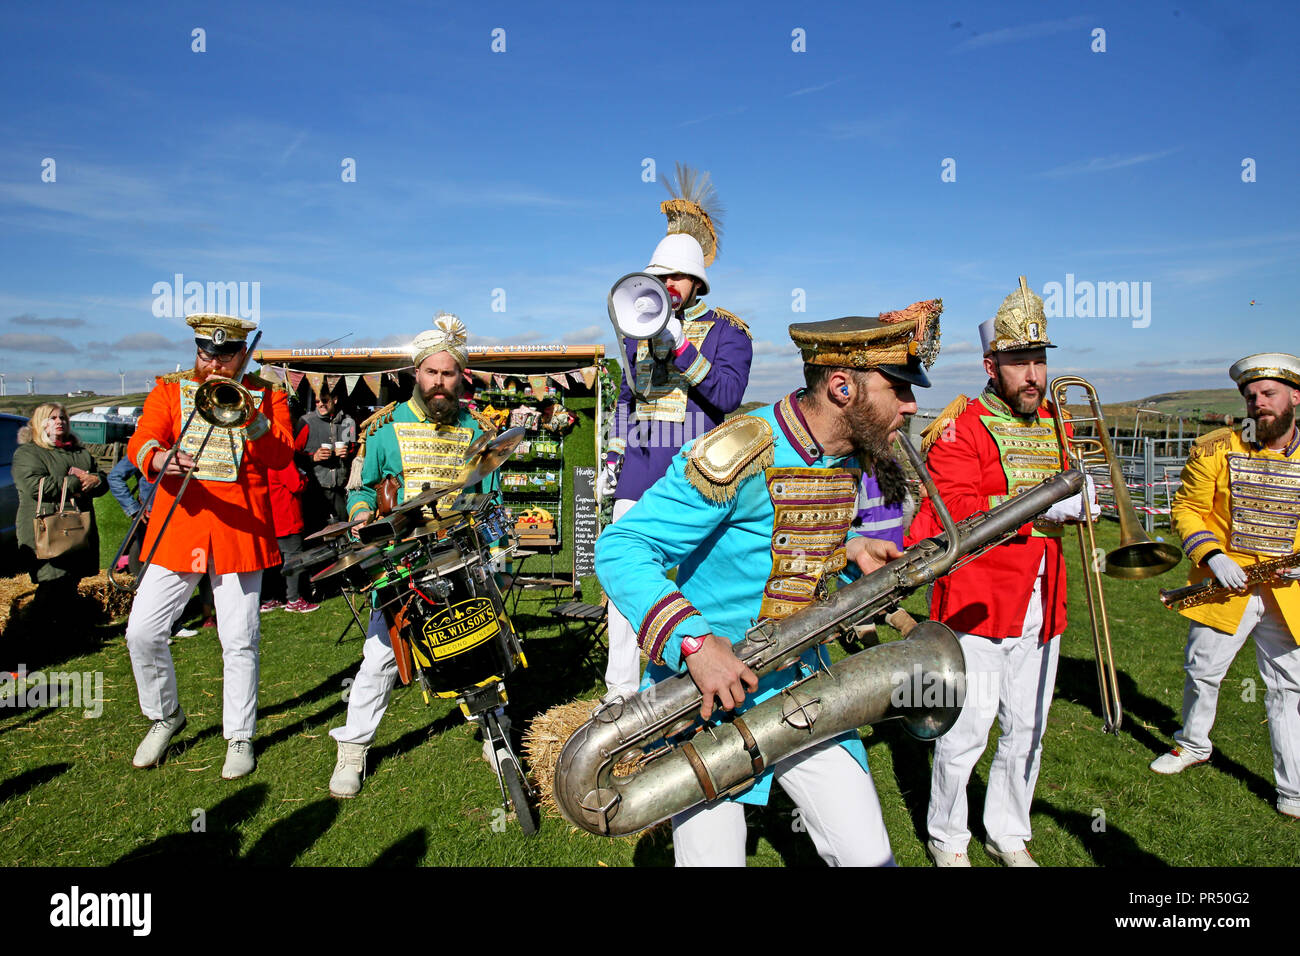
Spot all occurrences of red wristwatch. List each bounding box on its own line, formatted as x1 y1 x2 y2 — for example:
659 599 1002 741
681 635 707 658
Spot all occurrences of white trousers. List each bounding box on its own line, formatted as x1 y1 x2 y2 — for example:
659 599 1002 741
125 564 263 740
927 573 1060 854
1174 594 1300 811
603 498 643 698
671 738 896 867
331 610 398 746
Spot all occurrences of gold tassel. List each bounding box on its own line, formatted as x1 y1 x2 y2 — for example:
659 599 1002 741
711 307 752 339
921 393 968 453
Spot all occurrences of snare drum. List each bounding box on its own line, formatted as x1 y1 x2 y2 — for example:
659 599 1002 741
401 546 521 699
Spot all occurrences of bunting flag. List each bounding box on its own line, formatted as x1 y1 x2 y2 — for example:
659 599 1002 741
363 373 381 398
324 374 341 394
568 370 585 389
259 365 285 386
493 374 506 389
548 372 567 389
344 374 360 395
580 365 598 389
528 374 548 398
470 369 494 386
386 370 403 385
304 372 325 398
288 370 305 391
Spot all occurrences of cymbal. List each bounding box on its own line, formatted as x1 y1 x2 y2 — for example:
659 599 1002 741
281 544 342 576
358 540 422 572
310 545 380 583
391 481 465 516
305 519 364 542
405 515 464 541
462 426 525 488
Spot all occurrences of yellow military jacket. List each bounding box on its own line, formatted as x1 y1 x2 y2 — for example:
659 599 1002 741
1171 426 1300 637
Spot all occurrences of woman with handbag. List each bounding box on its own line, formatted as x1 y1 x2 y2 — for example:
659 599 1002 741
12 403 108 617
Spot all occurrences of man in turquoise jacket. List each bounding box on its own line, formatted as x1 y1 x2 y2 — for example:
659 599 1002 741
596 300 942 866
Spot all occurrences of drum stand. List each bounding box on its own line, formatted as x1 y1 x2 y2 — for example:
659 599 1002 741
463 685 540 836
334 588 369 644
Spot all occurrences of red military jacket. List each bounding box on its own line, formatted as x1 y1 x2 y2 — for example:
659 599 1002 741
906 392 1070 642
127 369 294 575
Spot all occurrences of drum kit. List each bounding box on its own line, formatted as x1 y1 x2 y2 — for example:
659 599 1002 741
300 427 541 834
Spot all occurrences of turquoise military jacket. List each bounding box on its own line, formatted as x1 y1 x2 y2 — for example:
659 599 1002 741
595 391 870 805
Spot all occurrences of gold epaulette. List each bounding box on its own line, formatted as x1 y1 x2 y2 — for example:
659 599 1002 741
158 367 196 384
921 394 969 453
468 407 498 436
684 416 774 502
1189 426 1233 461
358 401 399 441
711 307 752 339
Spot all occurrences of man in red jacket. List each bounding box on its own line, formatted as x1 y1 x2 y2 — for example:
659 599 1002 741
263 433 319 613
906 279 1095 867
124 314 293 779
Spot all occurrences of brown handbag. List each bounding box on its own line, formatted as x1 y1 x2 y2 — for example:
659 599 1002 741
33 477 92 559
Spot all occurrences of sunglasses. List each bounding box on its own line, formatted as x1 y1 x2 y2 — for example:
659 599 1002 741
196 341 244 360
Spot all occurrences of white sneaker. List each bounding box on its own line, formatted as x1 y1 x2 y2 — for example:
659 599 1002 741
1278 799 1300 820
985 843 1038 867
172 626 199 638
132 708 187 768
329 742 368 798
221 739 256 779
1149 748 1209 775
926 839 971 867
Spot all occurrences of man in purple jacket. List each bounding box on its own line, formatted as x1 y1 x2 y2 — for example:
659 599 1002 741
599 228 753 698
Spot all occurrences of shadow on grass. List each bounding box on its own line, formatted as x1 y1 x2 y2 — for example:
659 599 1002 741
113 784 269 866
0 602 122 674
0 762 72 805
372 828 428 866
370 707 468 770
0 703 59 736
1037 801 1169 867
869 722 936 845
243 799 339 865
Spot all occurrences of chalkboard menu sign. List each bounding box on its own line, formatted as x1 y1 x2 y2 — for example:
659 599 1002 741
572 466 598 578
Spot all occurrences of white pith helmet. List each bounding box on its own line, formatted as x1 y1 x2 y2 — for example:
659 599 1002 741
644 233 709 296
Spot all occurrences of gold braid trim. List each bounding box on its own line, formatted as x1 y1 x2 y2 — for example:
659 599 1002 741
921 394 968 453
1189 426 1233 461
159 367 196 384
683 416 774 503
245 372 286 392
348 401 399 492
711 307 752 339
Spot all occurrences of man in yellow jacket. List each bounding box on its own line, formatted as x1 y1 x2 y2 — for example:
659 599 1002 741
1150 352 1300 819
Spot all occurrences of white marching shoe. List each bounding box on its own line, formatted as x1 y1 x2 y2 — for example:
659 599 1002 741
132 708 187 768
926 839 971 867
985 843 1039 867
222 739 256 779
330 741 368 798
1149 748 1209 775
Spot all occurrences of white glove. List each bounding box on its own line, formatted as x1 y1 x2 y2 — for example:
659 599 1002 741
1278 566 1300 581
657 315 685 351
1042 475 1101 524
1207 553 1248 591
598 459 621 498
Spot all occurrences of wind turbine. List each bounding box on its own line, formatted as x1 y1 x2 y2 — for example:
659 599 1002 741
0 371 6 397
26 377 35 395
119 369 126 396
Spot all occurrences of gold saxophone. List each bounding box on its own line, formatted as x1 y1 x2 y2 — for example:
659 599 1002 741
1160 550 1300 610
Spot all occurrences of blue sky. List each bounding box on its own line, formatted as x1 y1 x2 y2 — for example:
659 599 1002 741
1 0 1296 410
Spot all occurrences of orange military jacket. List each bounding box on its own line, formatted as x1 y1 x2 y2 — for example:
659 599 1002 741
127 370 294 575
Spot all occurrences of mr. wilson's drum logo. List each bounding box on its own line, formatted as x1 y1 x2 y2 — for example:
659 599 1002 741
422 598 500 660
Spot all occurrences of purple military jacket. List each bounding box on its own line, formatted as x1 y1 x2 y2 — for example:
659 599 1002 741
608 302 753 502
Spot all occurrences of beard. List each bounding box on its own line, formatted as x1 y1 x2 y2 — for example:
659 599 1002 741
421 381 463 425
992 371 1044 418
842 391 898 464
1256 404 1296 445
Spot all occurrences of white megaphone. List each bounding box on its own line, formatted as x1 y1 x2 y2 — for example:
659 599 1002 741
607 272 675 398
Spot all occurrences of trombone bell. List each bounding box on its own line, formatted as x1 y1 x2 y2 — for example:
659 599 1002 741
195 376 259 429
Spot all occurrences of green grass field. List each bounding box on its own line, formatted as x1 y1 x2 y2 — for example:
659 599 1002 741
2 493 1294 866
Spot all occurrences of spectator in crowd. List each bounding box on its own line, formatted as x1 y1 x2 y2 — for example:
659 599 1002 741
299 386 356 531
263 417 319 613
12 403 108 619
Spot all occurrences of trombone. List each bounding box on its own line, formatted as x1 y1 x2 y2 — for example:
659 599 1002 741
109 331 264 592
1050 375 1182 734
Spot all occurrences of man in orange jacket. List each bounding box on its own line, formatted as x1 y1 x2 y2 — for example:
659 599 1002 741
124 314 293 779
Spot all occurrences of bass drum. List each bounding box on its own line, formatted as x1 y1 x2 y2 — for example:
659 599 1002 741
401 547 522 700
